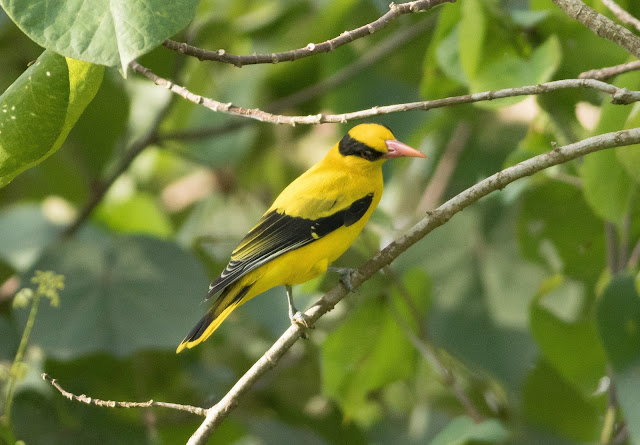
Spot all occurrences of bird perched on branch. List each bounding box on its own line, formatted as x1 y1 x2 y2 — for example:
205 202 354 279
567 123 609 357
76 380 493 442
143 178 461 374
177 123 425 352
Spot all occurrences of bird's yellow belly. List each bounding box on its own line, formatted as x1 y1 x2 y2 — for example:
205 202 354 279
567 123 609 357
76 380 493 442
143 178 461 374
239 210 372 302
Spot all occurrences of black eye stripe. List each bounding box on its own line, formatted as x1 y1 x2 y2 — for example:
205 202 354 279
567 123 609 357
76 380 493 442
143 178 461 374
338 134 384 161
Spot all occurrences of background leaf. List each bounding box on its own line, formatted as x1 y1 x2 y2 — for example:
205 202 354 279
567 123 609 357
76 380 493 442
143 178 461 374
20 232 207 358
597 276 640 443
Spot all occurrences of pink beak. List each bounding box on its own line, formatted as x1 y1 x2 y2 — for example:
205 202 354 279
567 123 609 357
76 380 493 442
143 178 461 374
384 139 427 159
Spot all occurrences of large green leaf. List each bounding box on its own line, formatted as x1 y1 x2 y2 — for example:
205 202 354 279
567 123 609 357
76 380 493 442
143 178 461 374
530 302 607 394
523 360 602 442
597 276 640 443
470 35 562 108
0 0 198 71
0 50 103 188
518 181 606 286
321 294 417 425
20 232 207 358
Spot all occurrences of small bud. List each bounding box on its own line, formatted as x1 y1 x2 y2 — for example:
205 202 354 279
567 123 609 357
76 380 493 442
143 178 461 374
13 288 33 308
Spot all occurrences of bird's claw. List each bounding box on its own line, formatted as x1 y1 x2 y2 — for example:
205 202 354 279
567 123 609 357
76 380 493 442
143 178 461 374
290 311 314 339
328 266 355 292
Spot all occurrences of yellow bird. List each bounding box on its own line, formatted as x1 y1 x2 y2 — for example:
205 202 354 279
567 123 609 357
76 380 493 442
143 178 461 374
177 123 425 352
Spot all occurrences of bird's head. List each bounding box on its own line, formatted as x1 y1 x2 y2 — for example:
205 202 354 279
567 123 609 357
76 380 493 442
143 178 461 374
336 123 426 169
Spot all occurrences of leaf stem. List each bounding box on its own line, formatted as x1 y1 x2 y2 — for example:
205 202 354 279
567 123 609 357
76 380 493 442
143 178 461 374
2 291 42 427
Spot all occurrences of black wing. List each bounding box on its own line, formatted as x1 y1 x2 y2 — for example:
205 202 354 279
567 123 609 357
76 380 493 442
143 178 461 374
206 193 373 299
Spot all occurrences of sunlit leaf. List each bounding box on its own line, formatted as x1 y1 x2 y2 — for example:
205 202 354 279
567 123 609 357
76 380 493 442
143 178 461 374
0 0 198 71
0 51 103 188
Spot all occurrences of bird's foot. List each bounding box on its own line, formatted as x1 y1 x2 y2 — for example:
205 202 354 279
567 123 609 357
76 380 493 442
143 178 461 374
289 311 313 339
328 266 355 292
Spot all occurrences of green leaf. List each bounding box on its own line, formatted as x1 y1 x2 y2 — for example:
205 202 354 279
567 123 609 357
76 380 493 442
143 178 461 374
470 35 562 108
530 302 607 394
597 276 640 443
0 50 103 188
430 416 509 445
459 0 487 79
0 0 198 71
581 148 633 223
523 360 602 442
518 181 606 286
20 232 207 358
321 295 416 425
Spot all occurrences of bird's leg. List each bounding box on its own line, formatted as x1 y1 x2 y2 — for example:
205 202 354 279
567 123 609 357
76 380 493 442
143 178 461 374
327 266 355 292
285 285 312 336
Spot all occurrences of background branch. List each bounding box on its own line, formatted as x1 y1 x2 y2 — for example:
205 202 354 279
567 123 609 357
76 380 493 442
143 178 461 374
601 0 640 33
579 60 640 79
42 373 207 416
186 127 640 445
552 0 640 59
162 0 452 67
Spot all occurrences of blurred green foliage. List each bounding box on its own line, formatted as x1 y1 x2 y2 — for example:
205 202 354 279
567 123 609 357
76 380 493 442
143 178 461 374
1 0 640 443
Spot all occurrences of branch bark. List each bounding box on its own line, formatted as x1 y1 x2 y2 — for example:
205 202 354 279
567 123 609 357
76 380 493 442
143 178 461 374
579 60 640 79
552 0 640 59
130 63 640 124
600 0 640 33
187 126 640 445
162 0 453 66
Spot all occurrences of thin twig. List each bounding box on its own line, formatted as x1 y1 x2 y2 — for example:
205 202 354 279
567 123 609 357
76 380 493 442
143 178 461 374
418 122 471 213
162 0 453 67
552 0 640 59
42 373 207 416
186 127 640 445
269 16 435 110
601 0 640 33
131 63 640 125
579 60 640 80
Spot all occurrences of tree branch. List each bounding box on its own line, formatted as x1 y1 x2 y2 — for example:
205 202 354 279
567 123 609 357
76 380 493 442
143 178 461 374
552 0 640 59
162 0 453 67
130 62 640 125
158 16 434 144
186 127 640 445
41 373 207 416
579 60 640 79
600 0 640 33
